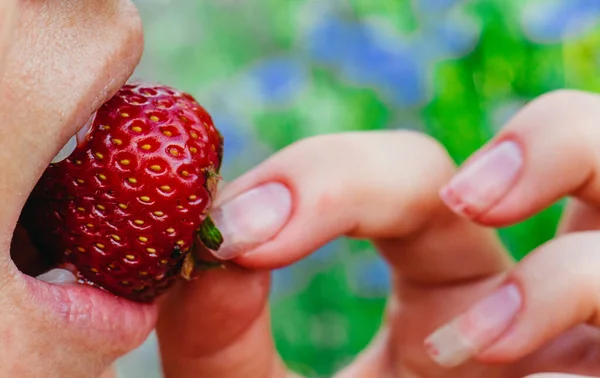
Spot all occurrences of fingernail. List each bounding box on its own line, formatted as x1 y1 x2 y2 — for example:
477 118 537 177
36 268 78 285
424 284 522 368
440 140 523 218
210 182 292 260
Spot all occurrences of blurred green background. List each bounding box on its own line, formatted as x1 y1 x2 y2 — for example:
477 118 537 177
117 0 598 376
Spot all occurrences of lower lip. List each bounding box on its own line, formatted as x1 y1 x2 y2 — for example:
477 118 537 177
22 273 157 342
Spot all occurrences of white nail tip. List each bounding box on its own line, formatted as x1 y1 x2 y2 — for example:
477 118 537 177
36 269 77 285
424 321 477 368
51 135 77 164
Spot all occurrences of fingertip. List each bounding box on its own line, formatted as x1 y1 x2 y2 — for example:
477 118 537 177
437 139 526 224
210 182 294 261
470 233 600 368
439 185 478 219
438 90 600 228
424 283 523 368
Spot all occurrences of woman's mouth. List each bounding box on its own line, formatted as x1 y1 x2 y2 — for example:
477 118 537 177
11 113 158 349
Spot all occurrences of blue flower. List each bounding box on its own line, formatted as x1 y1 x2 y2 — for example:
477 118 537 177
413 0 461 15
522 0 600 42
308 15 426 106
307 16 356 64
345 29 425 106
431 17 480 57
250 57 308 105
346 256 391 298
207 111 246 166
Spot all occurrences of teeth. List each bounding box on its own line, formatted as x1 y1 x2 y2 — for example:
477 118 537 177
51 135 77 164
36 269 77 285
51 112 97 164
76 112 97 147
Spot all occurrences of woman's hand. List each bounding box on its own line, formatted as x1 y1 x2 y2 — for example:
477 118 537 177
157 94 600 377
432 90 600 377
156 130 515 378
0 1 158 377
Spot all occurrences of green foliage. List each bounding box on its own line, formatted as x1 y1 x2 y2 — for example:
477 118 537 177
272 265 386 377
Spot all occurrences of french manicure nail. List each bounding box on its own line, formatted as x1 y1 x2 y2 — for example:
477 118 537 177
424 284 522 368
36 268 78 285
210 182 292 260
440 140 523 218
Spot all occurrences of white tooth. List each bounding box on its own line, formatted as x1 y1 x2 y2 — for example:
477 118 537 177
51 135 77 164
76 112 97 147
36 269 77 284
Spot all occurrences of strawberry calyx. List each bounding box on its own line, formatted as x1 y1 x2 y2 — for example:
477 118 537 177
197 215 223 251
180 220 225 281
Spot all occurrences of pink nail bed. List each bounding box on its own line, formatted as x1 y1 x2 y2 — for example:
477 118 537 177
440 140 524 218
424 284 523 367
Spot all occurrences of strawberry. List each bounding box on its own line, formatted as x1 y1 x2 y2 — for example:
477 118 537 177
20 82 224 302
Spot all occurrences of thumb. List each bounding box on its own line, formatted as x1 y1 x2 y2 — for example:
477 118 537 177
156 265 285 378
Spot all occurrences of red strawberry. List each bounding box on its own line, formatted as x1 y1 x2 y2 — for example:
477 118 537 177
20 82 224 302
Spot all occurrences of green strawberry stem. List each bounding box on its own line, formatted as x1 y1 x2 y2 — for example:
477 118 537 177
197 215 223 251
181 218 225 281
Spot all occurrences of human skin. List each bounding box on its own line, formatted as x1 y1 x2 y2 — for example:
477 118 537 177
0 1 156 377
158 109 600 378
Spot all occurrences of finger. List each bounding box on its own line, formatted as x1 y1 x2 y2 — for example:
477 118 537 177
0 0 17 79
557 198 600 235
423 231 600 370
211 131 509 284
437 90 600 226
156 265 288 378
